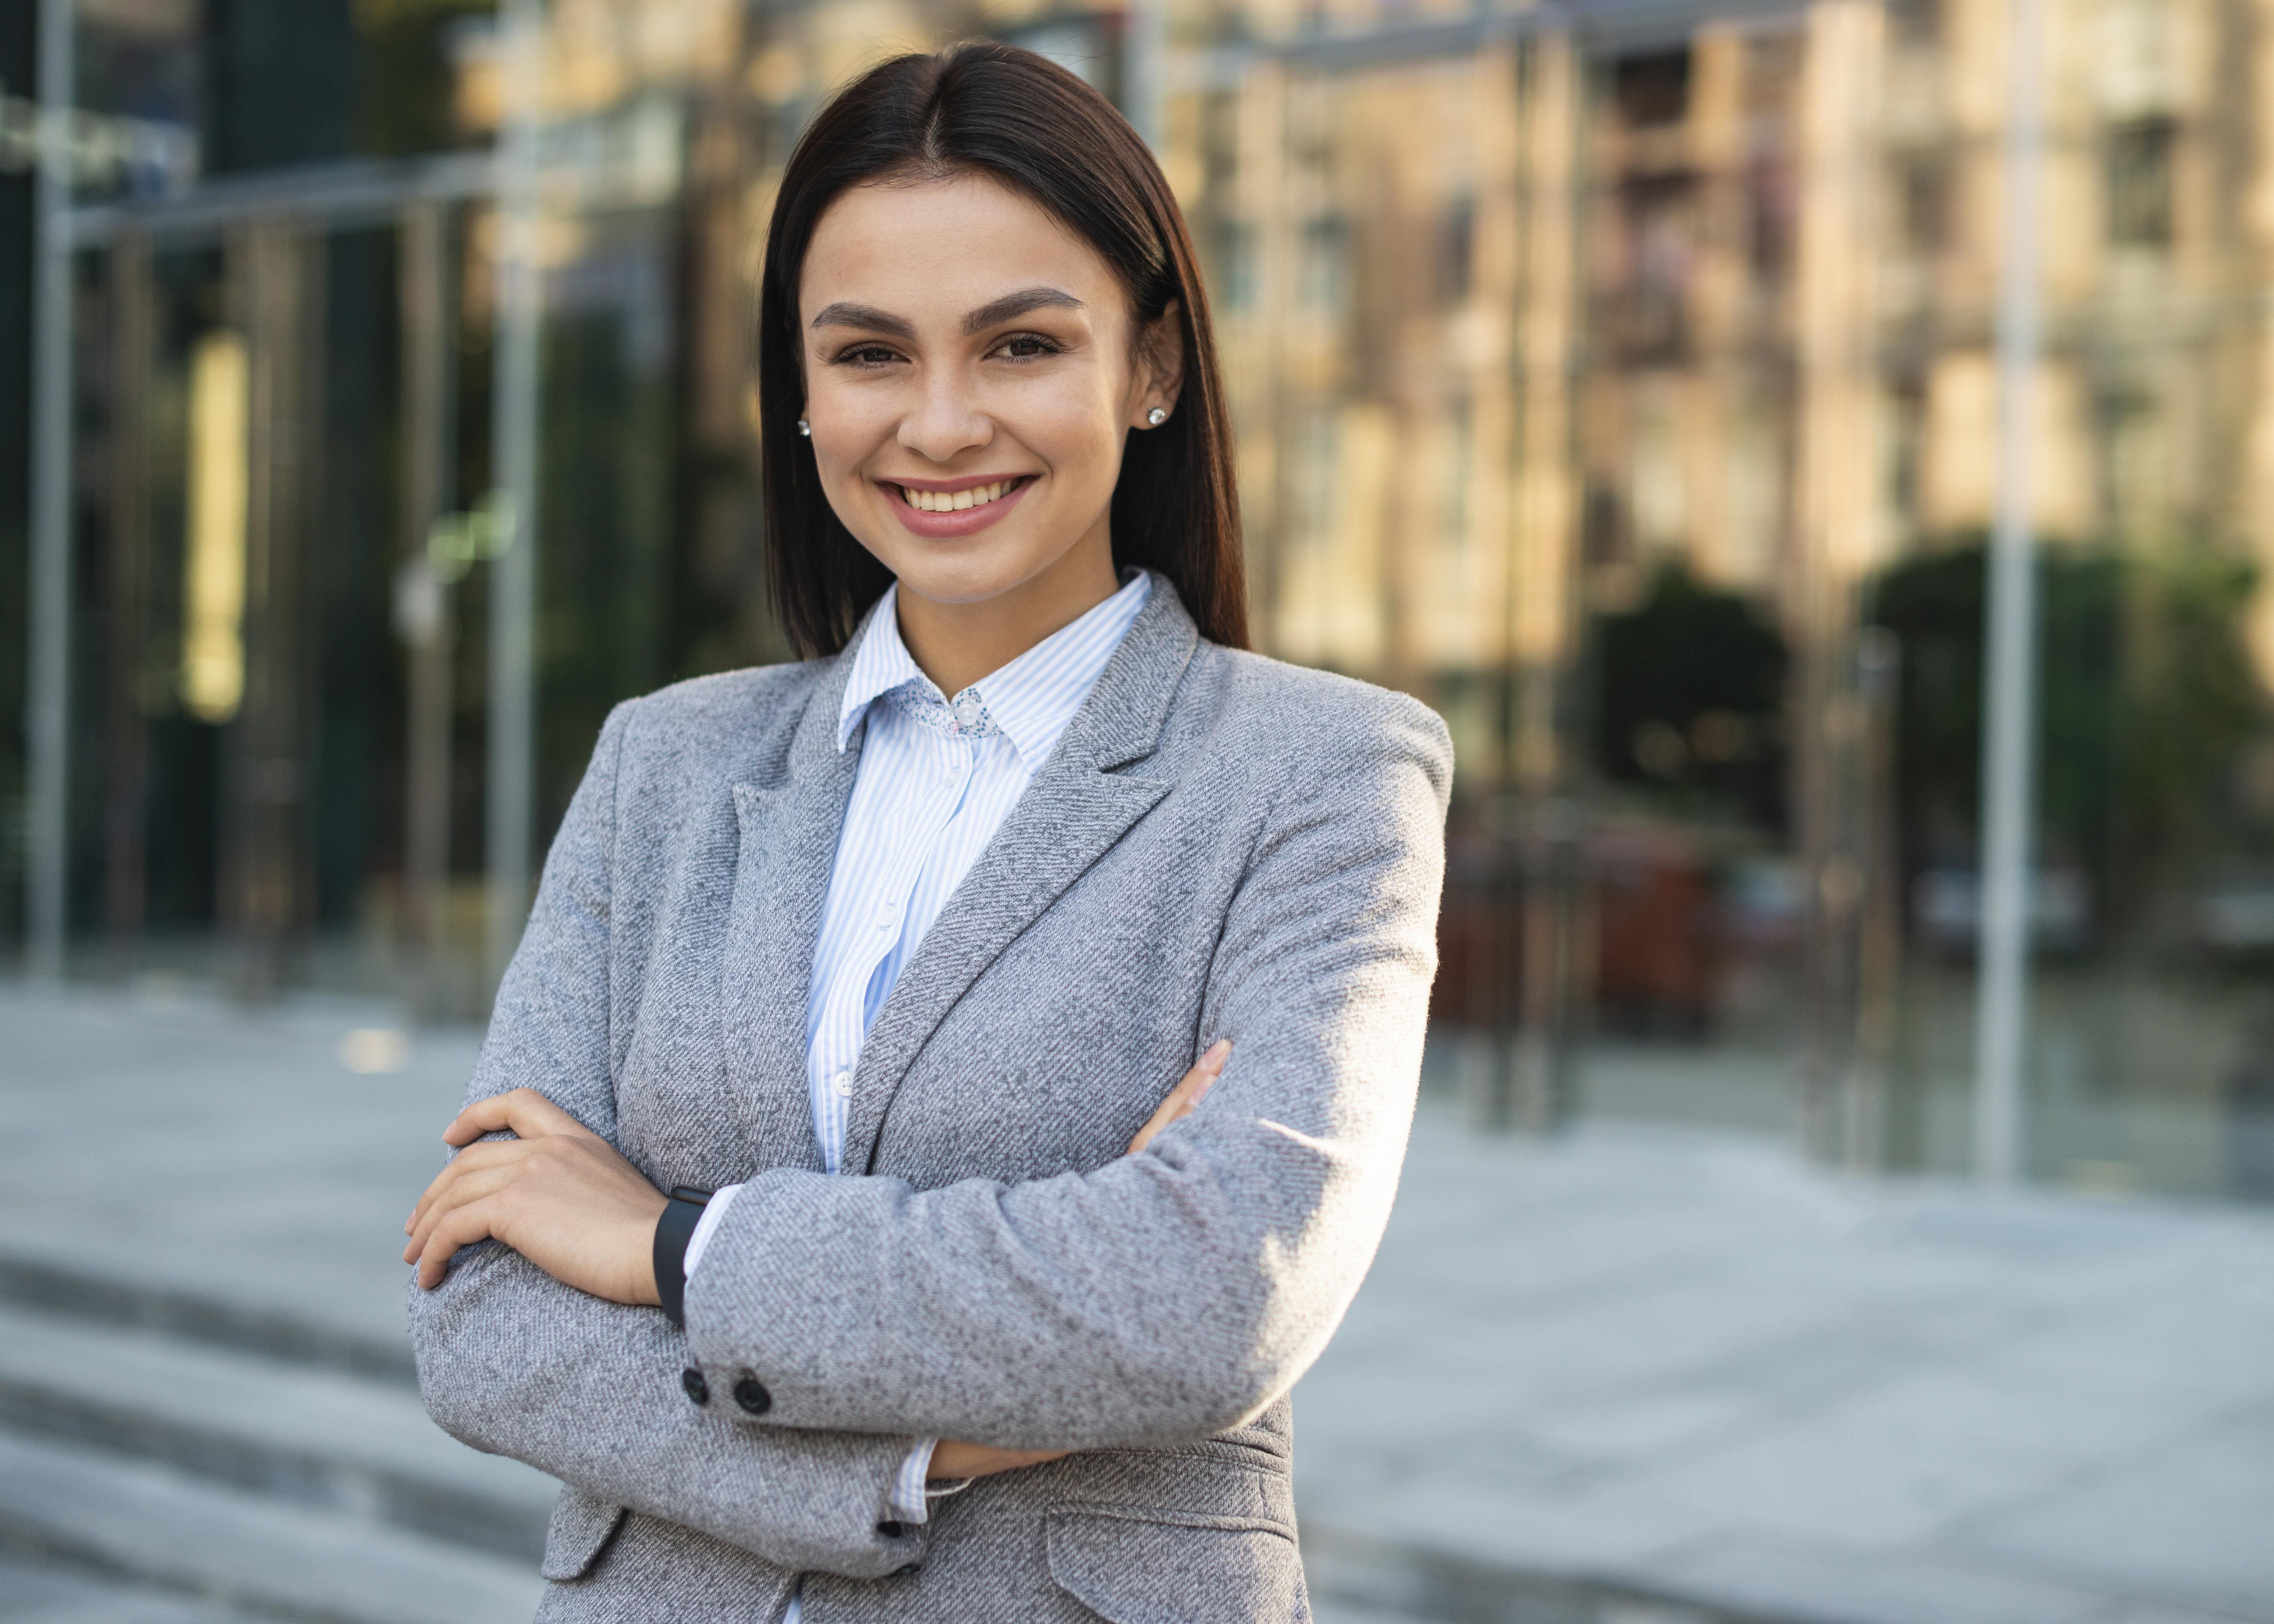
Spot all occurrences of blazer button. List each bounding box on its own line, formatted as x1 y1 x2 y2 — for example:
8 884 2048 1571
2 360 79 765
680 1368 708 1406
892 1562 922 1577
733 1376 772 1415
876 1521 905 1539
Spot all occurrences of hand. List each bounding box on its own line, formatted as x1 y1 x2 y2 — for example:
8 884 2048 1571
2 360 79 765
404 1087 668 1303
925 1040 1233 1485
1125 1037 1230 1156
926 1439 1071 1482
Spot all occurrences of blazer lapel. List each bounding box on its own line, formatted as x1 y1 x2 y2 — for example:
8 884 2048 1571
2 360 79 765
840 585 1201 1174
718 671 862 1175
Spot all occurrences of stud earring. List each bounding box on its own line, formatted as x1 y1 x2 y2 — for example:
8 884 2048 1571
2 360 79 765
796 418 811 437
1146 407 1167 426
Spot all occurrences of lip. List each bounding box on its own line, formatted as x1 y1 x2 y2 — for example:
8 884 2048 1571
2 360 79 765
880 473 1037 539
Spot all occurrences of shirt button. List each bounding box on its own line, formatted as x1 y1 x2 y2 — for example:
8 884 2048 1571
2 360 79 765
832 1072 853 1098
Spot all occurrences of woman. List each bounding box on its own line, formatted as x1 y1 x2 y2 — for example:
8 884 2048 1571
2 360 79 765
404 41 1450 1623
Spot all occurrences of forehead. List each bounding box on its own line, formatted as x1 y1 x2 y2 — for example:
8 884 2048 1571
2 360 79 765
798 174 1122 324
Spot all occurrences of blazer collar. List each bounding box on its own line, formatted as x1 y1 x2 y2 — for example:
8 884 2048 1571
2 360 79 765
717 661 861 1173
835 571 1156 777
836 579 1201 1173
1039 572 1198 775
720 579 1201 1175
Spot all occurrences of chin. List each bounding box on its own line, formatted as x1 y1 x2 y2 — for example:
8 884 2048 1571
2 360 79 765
889 554 1048 607
866 527 1068 607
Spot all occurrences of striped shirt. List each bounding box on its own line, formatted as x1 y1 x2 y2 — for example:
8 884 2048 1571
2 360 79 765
683 569 1152 1548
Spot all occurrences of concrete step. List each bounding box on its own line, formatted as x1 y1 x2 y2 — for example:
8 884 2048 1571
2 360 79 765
0 1301 555 1563
1301 1522 1762 1624
0 1250 414 1386
0 1432 544 1624
0 1559 274 1624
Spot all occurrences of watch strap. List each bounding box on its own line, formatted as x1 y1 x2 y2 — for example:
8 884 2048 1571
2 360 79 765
653 1185 711 1328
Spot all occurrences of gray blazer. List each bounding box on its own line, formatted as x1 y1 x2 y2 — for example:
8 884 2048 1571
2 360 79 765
409 581 1452 1622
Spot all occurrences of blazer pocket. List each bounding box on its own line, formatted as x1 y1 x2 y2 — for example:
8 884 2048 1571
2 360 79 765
541 1486 628 1582
1045 1506 1305 1624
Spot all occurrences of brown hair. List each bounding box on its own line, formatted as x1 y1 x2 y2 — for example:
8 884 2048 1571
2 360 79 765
755 41 1248 658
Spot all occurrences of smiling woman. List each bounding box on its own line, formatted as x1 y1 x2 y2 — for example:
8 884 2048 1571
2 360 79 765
755 45 1246 668
403 40 1450 1624
793 173 1183 691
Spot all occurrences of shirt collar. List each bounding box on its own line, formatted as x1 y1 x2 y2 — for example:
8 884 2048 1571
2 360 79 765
837 570 1154 773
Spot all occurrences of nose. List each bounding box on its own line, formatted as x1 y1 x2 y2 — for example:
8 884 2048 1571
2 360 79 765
898 365 992 465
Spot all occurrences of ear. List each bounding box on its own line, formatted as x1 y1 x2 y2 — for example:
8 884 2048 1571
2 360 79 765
1129 299 1186 428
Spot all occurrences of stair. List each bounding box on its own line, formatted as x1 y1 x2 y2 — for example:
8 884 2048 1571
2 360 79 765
0 1558 274 1624
0 1258 549 1624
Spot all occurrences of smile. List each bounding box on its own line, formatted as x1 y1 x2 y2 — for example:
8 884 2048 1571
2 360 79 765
883 474 1039 539
895 478 1029 512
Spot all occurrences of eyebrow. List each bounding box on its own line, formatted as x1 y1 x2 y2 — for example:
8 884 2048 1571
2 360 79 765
960 287 1083 334
809 302 916 339
807 287 1084 341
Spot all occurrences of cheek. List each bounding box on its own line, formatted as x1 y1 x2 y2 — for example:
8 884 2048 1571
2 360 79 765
805 384 890 484
1006 373 1128 484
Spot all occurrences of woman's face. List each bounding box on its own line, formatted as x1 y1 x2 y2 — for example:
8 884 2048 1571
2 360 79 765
796 173 1178 614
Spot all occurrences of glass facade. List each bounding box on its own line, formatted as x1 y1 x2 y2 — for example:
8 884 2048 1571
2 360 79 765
7 0 2274 1197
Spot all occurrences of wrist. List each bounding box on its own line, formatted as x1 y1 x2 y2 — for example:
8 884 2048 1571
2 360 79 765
629 1195 667 1306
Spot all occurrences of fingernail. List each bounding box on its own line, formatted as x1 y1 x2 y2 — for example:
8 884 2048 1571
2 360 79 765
1204 1038 1231 1068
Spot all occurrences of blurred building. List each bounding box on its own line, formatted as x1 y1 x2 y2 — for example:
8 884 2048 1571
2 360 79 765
3 0 2272 1197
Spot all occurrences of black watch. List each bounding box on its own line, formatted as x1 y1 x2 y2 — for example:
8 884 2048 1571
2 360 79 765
653 1185 712 1328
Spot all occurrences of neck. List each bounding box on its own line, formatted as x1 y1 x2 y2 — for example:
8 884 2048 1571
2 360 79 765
894 527 1119 696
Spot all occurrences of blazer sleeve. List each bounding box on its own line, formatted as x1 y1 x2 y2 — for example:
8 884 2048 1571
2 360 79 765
405 702 933 1580
680 691 1453 1450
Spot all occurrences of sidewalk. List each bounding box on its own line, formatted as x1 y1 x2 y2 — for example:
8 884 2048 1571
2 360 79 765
3 979 2271 1624
1300 1102 2274 1624
0 979 479 1369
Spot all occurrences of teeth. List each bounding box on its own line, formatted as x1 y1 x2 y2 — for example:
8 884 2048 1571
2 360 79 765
900 480 1013 513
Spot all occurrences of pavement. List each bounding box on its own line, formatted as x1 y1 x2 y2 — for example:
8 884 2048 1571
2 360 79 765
3 977 2271 1624
1302 1103 2274 1624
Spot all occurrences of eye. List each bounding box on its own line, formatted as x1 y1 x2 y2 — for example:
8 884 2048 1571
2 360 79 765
831 343 903 367
991 332 1063 361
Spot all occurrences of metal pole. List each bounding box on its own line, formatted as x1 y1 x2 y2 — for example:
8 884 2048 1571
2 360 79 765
1506 30 1582 1136
399 202 457 1012
25 0 76 978
1123 0 1166 149
486 0 543 984
1974 0 2048 1186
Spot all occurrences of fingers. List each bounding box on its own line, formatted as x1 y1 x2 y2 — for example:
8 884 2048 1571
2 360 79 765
413 1197 502 1289
404 1138 524 1236
403 1157 519 1262
1126 1039 1232 1156
441 1086 591 1148
1190 1037 1232 1089
1168 1039 1232 1115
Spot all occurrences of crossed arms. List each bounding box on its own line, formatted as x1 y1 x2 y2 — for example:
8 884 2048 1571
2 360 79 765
404 699 1449 1576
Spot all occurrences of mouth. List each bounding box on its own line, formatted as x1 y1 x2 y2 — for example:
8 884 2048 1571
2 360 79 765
882 474 1038 538
892 476 1032 513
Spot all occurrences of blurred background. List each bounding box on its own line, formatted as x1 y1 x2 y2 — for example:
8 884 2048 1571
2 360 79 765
3 3 2274 1623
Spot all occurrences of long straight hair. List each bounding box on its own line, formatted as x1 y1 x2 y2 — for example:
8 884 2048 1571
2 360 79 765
756 42 1248 658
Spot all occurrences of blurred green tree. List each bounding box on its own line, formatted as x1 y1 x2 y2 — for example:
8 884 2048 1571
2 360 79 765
353 0 494 159
1869 539 2264 940
1591 561 1790 830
